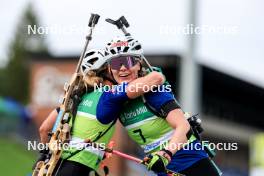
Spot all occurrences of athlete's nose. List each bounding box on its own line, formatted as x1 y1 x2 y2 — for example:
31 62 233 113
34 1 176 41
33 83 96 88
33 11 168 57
119 65 128 71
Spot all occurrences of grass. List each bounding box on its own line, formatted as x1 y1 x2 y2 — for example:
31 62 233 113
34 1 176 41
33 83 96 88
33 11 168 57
0 137 37 176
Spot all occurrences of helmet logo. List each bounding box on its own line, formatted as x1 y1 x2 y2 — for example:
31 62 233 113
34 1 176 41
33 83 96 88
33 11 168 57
111 41 128 48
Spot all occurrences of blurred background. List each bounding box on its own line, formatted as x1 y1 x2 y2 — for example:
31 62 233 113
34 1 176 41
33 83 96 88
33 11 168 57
0 0 263 175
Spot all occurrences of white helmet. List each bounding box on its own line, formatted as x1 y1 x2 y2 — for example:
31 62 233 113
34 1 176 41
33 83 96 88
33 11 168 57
105 35 143 60
81 49 107 74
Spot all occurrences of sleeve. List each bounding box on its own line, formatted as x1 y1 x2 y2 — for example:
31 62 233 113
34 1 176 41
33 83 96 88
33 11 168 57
96 82 129 124
144 67 174 110
144 84 181 113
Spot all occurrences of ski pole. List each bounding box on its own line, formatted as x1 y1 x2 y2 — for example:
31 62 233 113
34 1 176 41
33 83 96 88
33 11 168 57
109 149 185 176
84 140 185 176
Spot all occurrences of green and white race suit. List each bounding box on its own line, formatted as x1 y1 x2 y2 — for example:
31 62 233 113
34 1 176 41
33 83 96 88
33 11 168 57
61 91 115 170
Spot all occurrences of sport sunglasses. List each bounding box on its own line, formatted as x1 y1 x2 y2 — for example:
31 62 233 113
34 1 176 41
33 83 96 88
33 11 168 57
109 56 140 70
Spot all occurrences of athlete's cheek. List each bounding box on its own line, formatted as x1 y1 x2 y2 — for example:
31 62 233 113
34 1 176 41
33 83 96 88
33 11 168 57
112 71 121 82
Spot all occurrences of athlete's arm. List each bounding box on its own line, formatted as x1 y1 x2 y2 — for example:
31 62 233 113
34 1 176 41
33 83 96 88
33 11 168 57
39 108 58 143
96 71 165 124
144 87 190 155
126 71 165 99
164 109 190 155
144 108 190 173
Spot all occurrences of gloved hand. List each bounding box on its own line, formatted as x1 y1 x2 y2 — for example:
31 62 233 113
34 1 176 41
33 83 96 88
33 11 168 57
143 149 172 173
32 149 49 170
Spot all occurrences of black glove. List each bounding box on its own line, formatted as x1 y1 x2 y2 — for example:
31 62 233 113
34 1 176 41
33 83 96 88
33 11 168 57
144 153 170 173
32 149 49 170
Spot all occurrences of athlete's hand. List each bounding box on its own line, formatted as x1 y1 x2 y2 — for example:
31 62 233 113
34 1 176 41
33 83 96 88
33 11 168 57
32 149 49 170
143 150 172 173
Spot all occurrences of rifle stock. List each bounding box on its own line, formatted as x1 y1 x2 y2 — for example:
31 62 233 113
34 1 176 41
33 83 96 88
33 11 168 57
32 13 100 176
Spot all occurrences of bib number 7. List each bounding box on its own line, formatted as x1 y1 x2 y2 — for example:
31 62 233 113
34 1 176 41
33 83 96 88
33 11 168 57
133 129 146 143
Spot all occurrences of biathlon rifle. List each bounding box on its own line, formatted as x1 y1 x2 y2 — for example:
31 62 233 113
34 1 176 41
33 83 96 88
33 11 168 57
32 13 100 176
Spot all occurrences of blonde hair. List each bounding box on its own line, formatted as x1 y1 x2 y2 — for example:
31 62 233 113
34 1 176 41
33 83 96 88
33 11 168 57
83 70 103 88
82 64 108 90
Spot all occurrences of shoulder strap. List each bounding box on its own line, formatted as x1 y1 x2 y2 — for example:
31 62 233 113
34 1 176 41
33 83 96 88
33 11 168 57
63 118 117 160
141 95 164 117
93 118 117 142
142 95 181 119
70 88 89 133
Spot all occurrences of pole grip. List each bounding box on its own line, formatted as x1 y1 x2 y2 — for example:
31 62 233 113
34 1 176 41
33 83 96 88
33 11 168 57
105 18 116 25
120 16 129 27
89 13 100 27
93 14 100 24
88 13 95 27
105 16 129 29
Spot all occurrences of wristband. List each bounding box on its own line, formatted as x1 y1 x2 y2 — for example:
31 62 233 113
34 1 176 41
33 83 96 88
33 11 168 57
161 149 173 159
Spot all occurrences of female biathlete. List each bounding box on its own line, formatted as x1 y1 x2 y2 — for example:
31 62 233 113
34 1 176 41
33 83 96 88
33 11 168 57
96 35 222 176
37 48 165 176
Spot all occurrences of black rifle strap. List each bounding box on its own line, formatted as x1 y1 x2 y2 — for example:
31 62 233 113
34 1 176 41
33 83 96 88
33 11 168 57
70 88 88 133
94 118 117 142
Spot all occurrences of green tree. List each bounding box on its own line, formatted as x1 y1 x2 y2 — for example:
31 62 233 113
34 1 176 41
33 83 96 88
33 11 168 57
0 3 49 104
